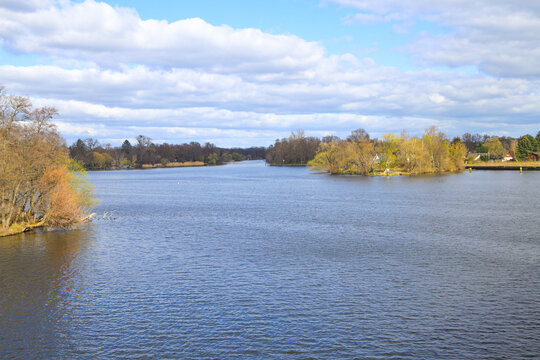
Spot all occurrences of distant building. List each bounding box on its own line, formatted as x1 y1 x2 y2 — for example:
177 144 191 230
503 152 513 161
530 152 539 161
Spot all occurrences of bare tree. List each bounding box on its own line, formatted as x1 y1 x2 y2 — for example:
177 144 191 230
347 128 370 142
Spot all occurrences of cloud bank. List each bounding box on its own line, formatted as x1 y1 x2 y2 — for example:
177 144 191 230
329 0 540 78
0 0 538 146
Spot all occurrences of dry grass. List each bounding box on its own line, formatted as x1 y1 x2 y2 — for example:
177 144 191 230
0 223 31 237
139 162 205 169
370 169 411 176
467 161 540 168
166 161 205 167
0 229 14 237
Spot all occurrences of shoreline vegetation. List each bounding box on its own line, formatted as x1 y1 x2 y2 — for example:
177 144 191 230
466 162 540 170
266 128 540 176
2 86 539 236
144 161 204 168
100 161 207 171
309 127 467 175
1 88 95 238
69 135 265 171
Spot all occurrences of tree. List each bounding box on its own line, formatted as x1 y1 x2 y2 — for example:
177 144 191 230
423 127 449 171
499 136 515 154
348 140 376 175
90 152 113 169
121 139 132 155
395 133 432 174
135 135 153 166
517 135 538 161
1 89 94 235
448 139 467 171
476 144 489 154
265 131 320 165
308 142 342 174
462 133 486 153
484 137 505 159
84 138 100 152
70 139 88 162
231 152 244 161
0 88 31 131
207 153 218 165
347 128 370 142
322 135 340 143
379 133 399 170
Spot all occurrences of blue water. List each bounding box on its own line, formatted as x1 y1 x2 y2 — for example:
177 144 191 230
1 161 539 359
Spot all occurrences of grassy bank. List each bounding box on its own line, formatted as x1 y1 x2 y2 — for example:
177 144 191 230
0 221 44 238
0 228 25 237
0 213 95 238
268 163 308 167
140 161 205 169
466 162 540 170
369 169 411 176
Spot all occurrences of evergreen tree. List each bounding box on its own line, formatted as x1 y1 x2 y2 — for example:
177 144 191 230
517 135 538 160
121 139 132 155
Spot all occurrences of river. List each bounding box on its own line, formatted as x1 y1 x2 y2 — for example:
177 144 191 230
1 161 539 359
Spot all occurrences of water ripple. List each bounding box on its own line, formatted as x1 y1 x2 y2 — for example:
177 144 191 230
1 162 539 359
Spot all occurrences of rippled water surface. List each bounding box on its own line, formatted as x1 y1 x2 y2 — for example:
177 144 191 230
1 161 539 359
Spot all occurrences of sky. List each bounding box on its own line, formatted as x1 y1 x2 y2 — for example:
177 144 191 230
0 0 539 147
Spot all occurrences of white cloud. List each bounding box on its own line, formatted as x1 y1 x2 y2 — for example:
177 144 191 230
0 0 324 73
429 94 445 104
327 0 540 78
6 61 535 146
0 0 539 146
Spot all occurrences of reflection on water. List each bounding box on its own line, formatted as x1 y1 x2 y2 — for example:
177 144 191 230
1 161 539 359
0 228 93 356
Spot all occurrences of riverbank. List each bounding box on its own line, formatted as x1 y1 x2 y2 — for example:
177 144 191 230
141 161 205 169
466 162 540 170
267 163 308 167
87 161 212 171
87 160 266 171
0 221 45 237
369 169 411 176
0 213 95 238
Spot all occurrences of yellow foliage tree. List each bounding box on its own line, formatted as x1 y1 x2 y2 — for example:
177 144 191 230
422 126 450 172
448 140 467 171
308 126 467 176
0 88 94 236
484 137 505 159
308 142 344 174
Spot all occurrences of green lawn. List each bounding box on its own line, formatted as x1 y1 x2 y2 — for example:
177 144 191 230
466 161 540 168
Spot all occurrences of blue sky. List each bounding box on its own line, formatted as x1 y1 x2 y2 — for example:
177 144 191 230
94 0 442 69
0 0 538 147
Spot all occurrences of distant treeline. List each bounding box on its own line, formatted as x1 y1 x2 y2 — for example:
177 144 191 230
266 128 540 175
70 128 540 172
265 130 320 166
69 135 266 170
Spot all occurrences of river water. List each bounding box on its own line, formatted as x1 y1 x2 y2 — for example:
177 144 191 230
1 161 539 359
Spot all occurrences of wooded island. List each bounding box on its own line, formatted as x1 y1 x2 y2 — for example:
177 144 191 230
266 128 540 175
